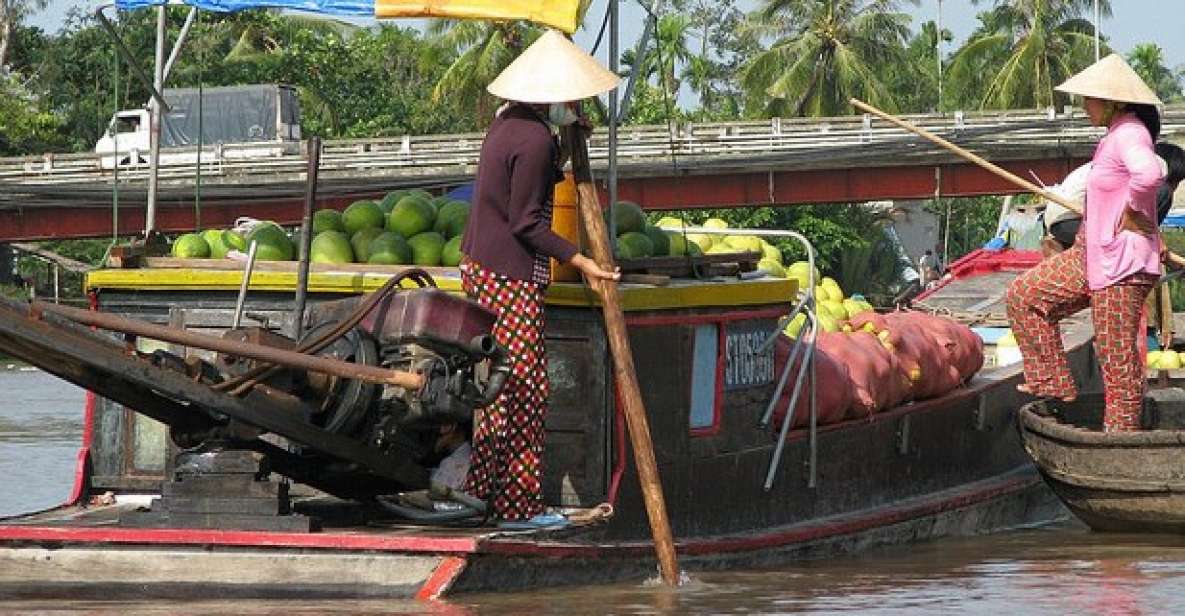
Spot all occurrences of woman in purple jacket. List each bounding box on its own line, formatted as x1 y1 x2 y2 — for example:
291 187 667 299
1006 54 1166 432
458 31 621 526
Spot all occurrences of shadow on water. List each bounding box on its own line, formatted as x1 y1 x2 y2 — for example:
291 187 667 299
4 371 1185 613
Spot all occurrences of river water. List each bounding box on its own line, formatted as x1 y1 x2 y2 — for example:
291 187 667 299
4 369 1185 614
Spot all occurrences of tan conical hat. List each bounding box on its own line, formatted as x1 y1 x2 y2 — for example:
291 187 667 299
1055 53 1163 106
487 30 621 103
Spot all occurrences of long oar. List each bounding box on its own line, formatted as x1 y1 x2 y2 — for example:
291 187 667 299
850 98 1085 215
563 123 681 586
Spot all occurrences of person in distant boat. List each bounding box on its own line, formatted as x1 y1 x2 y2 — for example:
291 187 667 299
1006 54 1166 432
1042 142 1185 254
458 30 621 528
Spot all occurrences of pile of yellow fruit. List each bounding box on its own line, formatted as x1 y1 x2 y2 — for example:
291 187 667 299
783 274 875 337
1147 350 1184 370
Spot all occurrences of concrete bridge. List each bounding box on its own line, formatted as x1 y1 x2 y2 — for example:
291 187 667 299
2 106 1182 241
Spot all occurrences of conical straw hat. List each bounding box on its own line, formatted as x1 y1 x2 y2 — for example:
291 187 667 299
1055 53 1163 106
487 30 621 103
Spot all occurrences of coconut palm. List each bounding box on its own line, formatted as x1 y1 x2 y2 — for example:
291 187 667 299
427 20 541 126
1127 43 1183 103
428 2 595 126
947 0 1110 110
739 0 917 118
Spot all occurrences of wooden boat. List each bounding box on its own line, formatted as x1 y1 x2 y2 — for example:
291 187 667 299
0 248 1097 598
1017 389 1185 534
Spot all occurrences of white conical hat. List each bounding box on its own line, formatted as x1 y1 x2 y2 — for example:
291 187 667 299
1055 53 1163 106
487 30 621 103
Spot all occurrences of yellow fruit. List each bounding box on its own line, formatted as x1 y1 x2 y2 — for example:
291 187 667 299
1157 351 1182 370
821 277 844 301
784 313 807 338
862 322 878 334
817 313 839 332
703 218 729 229
1147 351 1163 367
997 331 1018 347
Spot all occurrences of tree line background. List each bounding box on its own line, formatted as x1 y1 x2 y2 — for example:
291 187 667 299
1 0 1183 301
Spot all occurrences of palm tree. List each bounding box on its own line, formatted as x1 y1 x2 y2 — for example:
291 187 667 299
0 0 49 68
428 2 596 126
739 0 917 118
427 20 542 126
1128 43 1184 103
947 0 1110 110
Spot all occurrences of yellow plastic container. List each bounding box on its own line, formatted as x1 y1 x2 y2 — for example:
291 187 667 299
551 172 582 282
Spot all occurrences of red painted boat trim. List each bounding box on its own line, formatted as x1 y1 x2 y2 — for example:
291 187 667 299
606 387 627 506
478 470 1040 559
67 392 96 506
625 306 789 328
915 248 1041 302
0 525 479 553
415 556 469 601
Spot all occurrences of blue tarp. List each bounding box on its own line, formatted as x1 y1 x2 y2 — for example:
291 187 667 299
444 183 473 203
114 0 373 17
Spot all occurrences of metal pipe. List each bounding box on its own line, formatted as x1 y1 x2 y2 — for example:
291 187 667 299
293 137 321 340
617 0 661 123
1094 0 1101 62
936 0 943 112
758 321 807 427
145 6 167 236
763 320 817 491
32 301 426 390
160 8 198 86
94 7 169 112
607 0 619 240
232 240 259 329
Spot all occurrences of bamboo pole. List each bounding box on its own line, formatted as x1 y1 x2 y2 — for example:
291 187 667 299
850 98 1184 264
563 123 680 586
849 98 1084 215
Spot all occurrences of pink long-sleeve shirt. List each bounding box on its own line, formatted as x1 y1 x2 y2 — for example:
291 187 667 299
1084 112 1165 290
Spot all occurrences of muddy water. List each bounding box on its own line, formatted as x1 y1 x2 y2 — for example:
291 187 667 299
5 370 1185 614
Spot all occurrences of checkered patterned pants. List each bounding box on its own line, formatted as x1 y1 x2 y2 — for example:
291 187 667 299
1005 243 1155 431
459 259 549 520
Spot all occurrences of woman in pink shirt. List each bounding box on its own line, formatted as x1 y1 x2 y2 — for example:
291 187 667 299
1006 54 1165 432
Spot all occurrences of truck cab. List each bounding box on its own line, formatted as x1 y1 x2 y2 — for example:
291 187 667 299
95 84 302 170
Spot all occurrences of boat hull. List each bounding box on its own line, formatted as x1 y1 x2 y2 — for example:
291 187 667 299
1018 397 1185 533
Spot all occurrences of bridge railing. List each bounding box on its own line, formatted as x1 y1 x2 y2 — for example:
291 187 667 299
2 106 1182 190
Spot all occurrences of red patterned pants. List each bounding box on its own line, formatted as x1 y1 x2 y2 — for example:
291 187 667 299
459 259 550 520
1005 244 1155 431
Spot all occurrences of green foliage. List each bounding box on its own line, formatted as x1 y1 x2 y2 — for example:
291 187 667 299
1127 43 1184 103
740 0 917 117
0 69 61 155
925 196 1006 258
947 0 1109 110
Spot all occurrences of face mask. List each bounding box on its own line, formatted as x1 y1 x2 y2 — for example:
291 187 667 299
548 103 578 126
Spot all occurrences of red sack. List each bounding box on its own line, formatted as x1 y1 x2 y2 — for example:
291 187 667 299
882 312 962 399
817 330 902 416
771 333 852 430
914 313 985 381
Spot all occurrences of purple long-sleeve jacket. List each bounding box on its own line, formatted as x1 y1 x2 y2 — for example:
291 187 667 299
1084 112 1165 290
460 105 578 282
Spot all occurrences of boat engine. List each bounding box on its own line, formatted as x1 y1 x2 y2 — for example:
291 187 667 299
284 288 508 469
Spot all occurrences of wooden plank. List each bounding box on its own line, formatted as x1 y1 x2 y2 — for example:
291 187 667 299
142 256 458 277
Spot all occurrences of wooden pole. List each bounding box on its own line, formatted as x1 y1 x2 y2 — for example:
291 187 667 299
849 98 1084 215
850 98 1185 264
564 123 680 586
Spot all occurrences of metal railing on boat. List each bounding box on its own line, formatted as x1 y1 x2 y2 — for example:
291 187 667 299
658 225 820 490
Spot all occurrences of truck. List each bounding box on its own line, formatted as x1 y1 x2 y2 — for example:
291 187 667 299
95 84 302 169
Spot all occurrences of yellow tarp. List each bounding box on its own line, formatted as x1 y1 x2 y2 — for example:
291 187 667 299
375 0 581 33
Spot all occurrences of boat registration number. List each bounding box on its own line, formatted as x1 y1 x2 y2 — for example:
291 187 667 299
723 322 777 390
